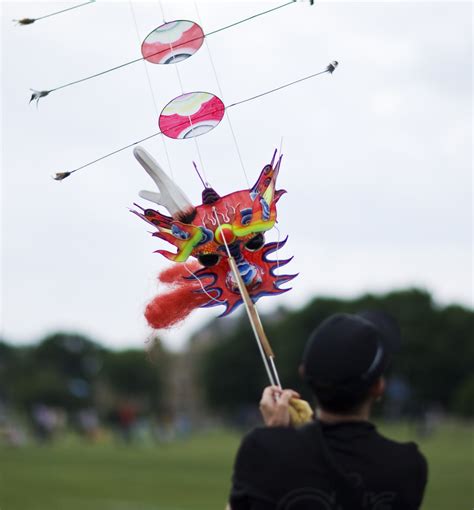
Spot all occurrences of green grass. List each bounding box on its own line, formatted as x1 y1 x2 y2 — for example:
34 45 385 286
0 423 472 510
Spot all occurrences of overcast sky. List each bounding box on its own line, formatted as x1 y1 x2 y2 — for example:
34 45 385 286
1 1 472 351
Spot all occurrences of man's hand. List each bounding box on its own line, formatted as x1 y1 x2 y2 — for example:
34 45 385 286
259 386 301 427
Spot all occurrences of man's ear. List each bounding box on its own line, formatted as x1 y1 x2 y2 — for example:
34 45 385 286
298 364 305 379
369 377 385 399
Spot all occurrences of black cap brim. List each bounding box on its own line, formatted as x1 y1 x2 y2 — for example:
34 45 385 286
357 310 401 378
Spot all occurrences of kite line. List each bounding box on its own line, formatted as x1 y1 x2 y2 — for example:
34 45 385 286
53 62 338 181
194 1 250 188
29 0 297 104
14 1 95 26
127 0 175 178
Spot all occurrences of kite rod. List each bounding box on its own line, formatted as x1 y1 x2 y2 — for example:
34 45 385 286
29 0 301 103
211 208 281 387
53 61 338 181
14 1 95 26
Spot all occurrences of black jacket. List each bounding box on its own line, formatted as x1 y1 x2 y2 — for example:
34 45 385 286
230 420 427 510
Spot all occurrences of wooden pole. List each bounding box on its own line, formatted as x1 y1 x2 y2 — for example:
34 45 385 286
212 206 281 387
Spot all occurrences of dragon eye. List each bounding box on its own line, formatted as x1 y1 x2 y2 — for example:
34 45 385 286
198 253 221 267
245 233 265 252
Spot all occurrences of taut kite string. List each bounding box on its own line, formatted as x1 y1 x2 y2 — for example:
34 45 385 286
29 0 297 104
53 61 338 181
14 1 95 26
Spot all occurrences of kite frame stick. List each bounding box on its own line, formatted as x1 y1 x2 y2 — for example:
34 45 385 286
228 257 280 387
212 207 281 388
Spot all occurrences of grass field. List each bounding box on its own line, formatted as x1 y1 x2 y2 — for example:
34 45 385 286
0 422 472 510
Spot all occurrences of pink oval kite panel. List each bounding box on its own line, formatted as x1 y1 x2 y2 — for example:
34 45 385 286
159 92 225 140
141 20 204 65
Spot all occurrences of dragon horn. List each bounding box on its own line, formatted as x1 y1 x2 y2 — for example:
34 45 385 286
134 146 196 221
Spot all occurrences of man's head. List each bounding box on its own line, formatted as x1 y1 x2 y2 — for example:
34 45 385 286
300 311 401 415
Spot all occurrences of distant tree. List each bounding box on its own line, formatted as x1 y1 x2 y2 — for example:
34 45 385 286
34 332 105 380
199 315 264 414
101 348 164 412
0 333 168 416
6 333 105 412
453 374 474 417
0 341 24 402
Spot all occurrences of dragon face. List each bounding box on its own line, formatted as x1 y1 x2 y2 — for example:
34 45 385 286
133 147 296 318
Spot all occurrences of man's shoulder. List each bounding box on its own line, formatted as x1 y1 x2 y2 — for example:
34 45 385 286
366 426 428 491
243 422 424 452
245 425 299 441
372 428 426 463
236 425 309 470
240 426 302 454
237 422 427 477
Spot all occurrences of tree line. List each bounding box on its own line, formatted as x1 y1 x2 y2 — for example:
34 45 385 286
1 288 472 425
0 333 168 421
196 288 474 418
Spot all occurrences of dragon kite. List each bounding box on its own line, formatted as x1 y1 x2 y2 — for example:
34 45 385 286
132 146 296 330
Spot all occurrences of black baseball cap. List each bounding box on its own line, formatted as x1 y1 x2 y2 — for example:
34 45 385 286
302 311 401 388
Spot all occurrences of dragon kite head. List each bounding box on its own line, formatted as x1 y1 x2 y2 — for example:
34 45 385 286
132 146 296 328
